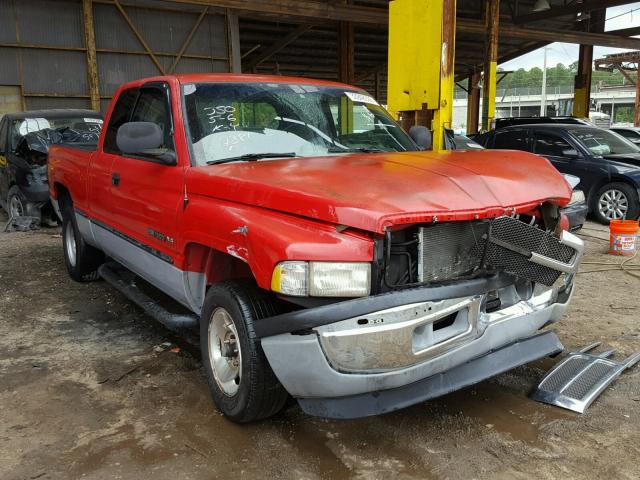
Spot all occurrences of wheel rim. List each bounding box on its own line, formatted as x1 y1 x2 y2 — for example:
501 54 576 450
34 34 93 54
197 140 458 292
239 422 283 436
598 189 629 220
208 307 242 396
65 220 77 267
8 194 24 218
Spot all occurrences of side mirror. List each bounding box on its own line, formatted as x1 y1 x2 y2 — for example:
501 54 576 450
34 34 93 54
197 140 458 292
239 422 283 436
116 122 176 165
409 126 432 150
561 148 580 158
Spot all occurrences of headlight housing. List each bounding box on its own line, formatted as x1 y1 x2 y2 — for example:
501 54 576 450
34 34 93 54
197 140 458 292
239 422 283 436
271 261 371 297
569 189 585 205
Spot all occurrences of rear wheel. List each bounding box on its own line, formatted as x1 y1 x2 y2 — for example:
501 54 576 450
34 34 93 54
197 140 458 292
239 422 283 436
200 281 288 423
61 201 104 281
593 182 640 224
7 186 40 220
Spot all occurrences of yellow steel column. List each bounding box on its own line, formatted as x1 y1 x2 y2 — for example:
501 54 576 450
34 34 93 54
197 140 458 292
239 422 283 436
572 44 593 118
387 0 456 151
482 0 499 131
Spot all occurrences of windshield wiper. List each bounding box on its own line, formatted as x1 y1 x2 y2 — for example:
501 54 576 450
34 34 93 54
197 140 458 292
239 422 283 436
327 147 385 153
206 152 298 165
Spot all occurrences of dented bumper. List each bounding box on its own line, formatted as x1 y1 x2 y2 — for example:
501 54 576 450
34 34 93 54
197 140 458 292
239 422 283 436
260 277 576 418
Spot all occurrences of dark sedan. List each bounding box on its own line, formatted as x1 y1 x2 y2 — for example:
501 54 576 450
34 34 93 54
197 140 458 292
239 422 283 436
476 124 640 224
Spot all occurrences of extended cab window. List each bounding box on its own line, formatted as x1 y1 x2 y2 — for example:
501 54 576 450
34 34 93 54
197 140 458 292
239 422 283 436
104 88 139 153
534 132 574 157
492 130 529 151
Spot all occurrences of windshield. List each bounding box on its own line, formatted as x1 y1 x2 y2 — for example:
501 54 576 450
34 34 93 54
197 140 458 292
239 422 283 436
569 127 640 156
9 116 103 151
182 82 416 165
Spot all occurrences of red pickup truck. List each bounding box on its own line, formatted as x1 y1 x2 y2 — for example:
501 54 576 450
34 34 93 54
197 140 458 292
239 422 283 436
48 74 584 422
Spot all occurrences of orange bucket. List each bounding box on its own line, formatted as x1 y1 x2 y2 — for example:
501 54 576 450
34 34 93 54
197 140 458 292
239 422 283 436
609 219 639 256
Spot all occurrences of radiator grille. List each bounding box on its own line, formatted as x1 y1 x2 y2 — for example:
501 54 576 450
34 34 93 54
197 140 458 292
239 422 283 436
418 216 576 286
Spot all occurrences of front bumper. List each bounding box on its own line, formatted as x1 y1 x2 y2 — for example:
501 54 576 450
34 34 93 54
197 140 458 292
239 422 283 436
562 202 589 232
261 279 575 418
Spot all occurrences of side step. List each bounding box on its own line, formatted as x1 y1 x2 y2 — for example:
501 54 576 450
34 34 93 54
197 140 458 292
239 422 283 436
98 262 199 331
529 342 640 413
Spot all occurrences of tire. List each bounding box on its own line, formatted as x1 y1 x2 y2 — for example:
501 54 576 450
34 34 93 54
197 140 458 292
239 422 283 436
200 281 289 423
593 182 640 224
7 186 40 220
61 201 104 282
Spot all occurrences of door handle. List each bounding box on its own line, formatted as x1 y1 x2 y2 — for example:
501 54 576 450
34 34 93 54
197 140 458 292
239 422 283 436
112 172 120 186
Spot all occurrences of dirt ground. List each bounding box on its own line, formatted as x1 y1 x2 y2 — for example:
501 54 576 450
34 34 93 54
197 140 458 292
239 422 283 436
1 211 639 480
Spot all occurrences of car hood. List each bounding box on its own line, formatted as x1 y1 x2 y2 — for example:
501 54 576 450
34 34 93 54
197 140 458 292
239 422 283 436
603 153 640 168
186 150 571 233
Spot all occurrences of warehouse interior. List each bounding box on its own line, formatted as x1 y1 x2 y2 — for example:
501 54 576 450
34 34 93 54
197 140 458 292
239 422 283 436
1 1 640 479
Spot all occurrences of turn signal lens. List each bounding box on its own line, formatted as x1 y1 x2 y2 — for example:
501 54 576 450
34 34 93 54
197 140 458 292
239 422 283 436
271 261 308 296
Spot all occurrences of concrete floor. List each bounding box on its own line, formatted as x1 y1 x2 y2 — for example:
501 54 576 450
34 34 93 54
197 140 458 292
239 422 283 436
1 213 639 480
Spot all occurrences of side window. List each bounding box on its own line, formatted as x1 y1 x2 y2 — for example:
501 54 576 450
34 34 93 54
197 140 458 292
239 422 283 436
618 130 639 140
130 87 174 151
534 132 573 157
492 130 529 151
103 88 139 154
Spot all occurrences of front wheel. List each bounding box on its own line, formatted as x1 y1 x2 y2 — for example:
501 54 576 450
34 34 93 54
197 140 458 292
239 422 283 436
7 186 40 220
200 281 288 423
593 182 640 224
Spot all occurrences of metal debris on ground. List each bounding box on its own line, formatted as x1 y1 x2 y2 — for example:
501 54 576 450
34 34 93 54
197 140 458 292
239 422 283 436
530 342 640 413
3 215 41 233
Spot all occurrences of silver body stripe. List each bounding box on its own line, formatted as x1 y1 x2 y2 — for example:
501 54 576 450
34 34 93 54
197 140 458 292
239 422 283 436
75 213 204 315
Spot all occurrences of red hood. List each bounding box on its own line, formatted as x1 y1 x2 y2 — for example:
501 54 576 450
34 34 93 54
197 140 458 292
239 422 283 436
186 150 571 233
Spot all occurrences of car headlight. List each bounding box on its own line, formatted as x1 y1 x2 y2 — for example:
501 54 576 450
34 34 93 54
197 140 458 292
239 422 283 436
271 261 371 297
569 189 585 205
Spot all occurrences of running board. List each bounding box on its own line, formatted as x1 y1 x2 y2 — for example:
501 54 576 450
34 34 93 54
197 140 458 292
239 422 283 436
98 262 198 331
529 342 640 413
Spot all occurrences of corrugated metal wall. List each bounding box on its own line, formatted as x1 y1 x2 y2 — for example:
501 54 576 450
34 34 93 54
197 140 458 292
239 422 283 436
0 0 231 112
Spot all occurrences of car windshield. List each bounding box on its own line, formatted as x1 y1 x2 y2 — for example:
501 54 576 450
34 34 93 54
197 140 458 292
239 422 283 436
9 116 103 151
182 82 416 165
569 127 640 156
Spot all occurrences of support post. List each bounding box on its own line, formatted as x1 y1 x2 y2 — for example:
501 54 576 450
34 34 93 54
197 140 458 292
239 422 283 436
82 0 100 111
466 71 480 135
573 44 593 118
635 62 640 127
431 0 456 151
387 0 456 151
226 10 241 73
482 0 499 131
338 16 355 84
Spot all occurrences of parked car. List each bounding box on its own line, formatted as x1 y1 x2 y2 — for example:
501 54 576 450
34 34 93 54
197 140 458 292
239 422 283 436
494 116 590 130
476 124 640 223
445 130 588 231
610 126 640 146
48 74 584 422
0 110 103 225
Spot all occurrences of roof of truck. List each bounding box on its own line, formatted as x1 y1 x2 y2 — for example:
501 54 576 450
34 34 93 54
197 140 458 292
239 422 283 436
119 73 359 91
3 109 102 120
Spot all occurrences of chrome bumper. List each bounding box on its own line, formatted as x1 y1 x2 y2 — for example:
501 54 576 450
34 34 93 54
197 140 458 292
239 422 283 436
261 281 575 401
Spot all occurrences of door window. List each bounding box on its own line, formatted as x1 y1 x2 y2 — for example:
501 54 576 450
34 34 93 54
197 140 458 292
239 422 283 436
534 132 574 157
492 130 529 151
103 88 139 154
130 87 174 152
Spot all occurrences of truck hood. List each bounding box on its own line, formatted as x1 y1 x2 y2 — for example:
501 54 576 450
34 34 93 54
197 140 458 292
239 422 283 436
186 150 571 233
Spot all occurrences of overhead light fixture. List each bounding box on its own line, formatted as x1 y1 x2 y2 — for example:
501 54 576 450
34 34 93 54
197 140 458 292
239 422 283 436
532 0 551 12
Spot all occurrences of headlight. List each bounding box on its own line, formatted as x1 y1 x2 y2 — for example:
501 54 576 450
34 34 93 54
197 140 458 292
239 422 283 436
271 261 371 297
569 190 585 205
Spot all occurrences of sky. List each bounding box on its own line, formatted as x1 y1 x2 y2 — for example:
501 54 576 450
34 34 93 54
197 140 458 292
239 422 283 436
501 3 640 70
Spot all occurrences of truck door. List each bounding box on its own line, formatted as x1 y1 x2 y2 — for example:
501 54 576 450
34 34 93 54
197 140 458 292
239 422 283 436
90 88 139 223
107 82 183 265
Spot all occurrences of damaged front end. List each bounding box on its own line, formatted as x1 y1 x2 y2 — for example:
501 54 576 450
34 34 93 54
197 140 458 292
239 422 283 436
259 203 585 419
